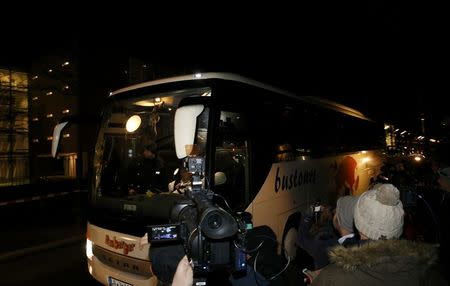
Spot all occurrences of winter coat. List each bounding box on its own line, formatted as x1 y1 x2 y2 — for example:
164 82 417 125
311 239 447 286
297 212 338 269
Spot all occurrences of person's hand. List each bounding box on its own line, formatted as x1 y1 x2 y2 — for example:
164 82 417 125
172 255 193 286
303 268 321 284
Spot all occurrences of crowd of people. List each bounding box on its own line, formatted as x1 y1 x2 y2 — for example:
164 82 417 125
164 158 450 285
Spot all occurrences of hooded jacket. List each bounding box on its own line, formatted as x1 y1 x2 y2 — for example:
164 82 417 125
311 239 446 286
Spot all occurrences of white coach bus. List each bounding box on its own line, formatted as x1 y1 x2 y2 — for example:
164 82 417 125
53 72 384 286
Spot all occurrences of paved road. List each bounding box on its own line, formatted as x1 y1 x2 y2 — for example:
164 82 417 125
0 189 94 285
0 241 101 286
0 190 86 255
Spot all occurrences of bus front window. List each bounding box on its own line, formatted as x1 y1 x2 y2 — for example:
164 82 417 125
93 88 210 200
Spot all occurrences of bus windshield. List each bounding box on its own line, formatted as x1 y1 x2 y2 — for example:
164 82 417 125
92 87 210 200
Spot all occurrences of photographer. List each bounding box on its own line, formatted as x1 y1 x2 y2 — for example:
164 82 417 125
150 152 293 285
297 203 338 271
298 196 359 275
229 225 293 286
151 225 292 286
437 167 450 281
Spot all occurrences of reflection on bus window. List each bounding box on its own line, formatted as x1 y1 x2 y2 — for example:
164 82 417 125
214 111 249 210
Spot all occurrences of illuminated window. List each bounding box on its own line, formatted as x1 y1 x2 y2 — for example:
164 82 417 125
32 138 39 143
62 109 70 114
46 114 53 118
46 91 53 95
47 136 53 141
32 117 39 122
63 133 70 138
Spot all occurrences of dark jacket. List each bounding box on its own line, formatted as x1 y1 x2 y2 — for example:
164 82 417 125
127 156 168 193
438 191 450 281
298 212 338 270
312 239 446 286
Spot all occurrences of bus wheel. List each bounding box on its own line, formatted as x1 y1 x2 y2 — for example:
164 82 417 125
282 222 299 261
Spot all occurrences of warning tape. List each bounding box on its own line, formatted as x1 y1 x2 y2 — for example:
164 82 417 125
0 189 87 207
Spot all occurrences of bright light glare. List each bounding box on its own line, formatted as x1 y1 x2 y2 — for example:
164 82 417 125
362 157 371 164
86 238 93 260
126 115 142 132
194 73 202 78
134 100 155 107
414 156 422 162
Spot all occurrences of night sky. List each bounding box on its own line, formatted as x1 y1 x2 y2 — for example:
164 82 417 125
1 3 447 135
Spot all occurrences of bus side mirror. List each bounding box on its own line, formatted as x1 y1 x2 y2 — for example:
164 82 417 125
174 104 204 159
51 121 69 158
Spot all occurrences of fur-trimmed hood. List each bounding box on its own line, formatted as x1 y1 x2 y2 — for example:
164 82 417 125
328 239 438 272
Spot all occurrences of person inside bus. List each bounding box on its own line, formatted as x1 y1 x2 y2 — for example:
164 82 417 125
310 183 446 285
127 141 169 195
168 166 192 194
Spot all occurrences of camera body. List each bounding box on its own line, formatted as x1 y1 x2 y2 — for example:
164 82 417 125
311 200 322 223
148 155 249 278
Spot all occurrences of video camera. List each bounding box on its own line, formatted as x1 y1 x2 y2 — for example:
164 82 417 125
147 155 250 283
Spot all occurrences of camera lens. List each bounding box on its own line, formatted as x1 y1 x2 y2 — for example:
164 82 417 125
207 213 223 229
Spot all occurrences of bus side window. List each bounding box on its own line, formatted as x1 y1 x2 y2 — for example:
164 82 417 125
214 110 248 210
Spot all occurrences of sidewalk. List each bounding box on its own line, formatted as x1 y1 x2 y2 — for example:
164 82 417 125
0 178 80 203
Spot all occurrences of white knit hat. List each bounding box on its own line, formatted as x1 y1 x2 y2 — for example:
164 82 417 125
354 184 404 240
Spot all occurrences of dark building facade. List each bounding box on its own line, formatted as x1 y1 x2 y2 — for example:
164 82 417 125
29 56 79 182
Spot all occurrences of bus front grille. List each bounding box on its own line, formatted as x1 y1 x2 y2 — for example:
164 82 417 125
93 245 153 278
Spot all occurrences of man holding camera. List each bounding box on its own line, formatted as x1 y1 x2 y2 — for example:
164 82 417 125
298 195 359 273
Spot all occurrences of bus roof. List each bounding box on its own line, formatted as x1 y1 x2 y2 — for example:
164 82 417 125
110 72 371 121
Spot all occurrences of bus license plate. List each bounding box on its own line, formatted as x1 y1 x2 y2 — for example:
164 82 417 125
108 276 133 286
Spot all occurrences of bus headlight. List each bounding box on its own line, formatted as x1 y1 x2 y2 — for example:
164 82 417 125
86 238 94 260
